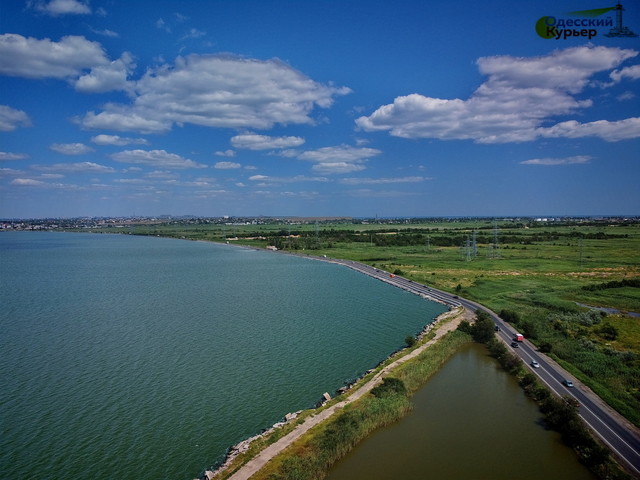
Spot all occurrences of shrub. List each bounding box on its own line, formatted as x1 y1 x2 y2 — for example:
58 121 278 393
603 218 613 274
404 335 417 347
370 377 407 399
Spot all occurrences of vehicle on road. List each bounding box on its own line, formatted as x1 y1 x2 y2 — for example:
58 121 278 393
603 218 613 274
562 379 574 388
495 324 500 331
514 333 524 342
531 361 540 368
511 342 519 348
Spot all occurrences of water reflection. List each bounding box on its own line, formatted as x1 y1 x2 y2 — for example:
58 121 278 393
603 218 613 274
326 343 594 480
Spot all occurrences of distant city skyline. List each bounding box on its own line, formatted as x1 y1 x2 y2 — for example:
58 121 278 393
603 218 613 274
1 0 639 218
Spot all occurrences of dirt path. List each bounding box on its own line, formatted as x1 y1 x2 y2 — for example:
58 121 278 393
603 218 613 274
220 306 470 480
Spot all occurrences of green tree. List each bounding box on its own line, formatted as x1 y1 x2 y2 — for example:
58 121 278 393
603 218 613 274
404 335 416 347
472 310 495 343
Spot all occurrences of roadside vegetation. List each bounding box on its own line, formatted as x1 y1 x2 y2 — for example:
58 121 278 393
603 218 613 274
218 329 471 480
460 310 629 479
94 217 640 428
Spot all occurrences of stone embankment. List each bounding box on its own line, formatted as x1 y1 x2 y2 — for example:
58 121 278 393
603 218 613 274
195 306 468 480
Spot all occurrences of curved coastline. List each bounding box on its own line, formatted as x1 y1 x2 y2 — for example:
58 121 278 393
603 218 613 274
190 244 468 480
198 307 468 480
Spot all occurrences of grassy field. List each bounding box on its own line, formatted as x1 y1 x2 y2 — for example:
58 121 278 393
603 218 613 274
88 217 640 426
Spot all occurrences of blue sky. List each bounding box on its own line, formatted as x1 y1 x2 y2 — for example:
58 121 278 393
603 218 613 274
1 0 639 218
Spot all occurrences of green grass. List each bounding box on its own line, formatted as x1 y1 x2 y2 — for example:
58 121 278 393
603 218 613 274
86 219 640 427
243 330 471 480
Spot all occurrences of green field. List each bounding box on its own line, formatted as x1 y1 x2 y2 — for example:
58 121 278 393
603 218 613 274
88 217 640 425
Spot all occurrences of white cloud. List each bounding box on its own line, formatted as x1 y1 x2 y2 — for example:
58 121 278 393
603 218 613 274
339 176 429 184
248 174 327 183
214 149 236 157
180 28 206 41
298 145 381 163
145 170 179 179
89 28 119 38
33 161 116 173
0 168 24 176
0 152 29 160
520 155 592 166
312 162 366 175
156 18 171 33
11 178 45 186
231 133 305 150
81 109 168 134
79 54 351 133
91 134 149 146
110 149 207 169
30 0 91 16
538 118 640 142
0 105 32 131
297 145 381 175
214 161 241 169
609 64 640 83
75 52 135 93
356 46 639 143
49 143 94 155
617 91 635 101
0 34 107 79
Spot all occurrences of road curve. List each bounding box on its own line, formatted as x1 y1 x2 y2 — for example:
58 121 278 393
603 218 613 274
289 252 640 476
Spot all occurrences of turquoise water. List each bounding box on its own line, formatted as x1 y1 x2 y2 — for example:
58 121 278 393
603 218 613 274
0 232 446 480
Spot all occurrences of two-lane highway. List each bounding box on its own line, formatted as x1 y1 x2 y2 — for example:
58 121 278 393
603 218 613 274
299 254 640 476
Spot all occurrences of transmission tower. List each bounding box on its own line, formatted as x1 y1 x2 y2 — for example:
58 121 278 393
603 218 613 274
472 230 478 258
488 222 501 259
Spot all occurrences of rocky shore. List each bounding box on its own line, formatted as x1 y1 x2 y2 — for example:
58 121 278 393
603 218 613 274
194 306 465 480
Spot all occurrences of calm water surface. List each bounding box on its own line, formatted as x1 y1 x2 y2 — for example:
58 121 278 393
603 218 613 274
0 232 446 480
326 343 594 480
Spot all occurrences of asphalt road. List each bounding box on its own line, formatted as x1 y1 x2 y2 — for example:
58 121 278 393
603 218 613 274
310 255 640 476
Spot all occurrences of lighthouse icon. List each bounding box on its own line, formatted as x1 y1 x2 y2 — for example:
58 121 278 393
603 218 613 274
605 2 638 37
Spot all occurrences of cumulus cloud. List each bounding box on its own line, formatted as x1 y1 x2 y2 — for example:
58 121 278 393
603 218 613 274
110 149 207 169
520 155 592 166
79 54 351 133
214 161 241 169
29 0 91 16
32 161 116 173
75 52 135 93
231 133 305 150
0 105 32 131
609 64 640 83
0 34 107 79
91 134 149 146
294 145 381 175
537 118 640 142
356 46 639 143
49 143 94 155
0 152 29 160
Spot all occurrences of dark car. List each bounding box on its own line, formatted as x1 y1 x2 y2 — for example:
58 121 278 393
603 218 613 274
511 342 519 348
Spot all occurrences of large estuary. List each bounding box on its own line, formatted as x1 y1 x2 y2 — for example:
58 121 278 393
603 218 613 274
0 232 446 480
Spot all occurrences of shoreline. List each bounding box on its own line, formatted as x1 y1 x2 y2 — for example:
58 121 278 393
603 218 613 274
199 305 470 480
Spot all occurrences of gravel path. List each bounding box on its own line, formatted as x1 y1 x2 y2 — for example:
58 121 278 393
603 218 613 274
220 306 470 480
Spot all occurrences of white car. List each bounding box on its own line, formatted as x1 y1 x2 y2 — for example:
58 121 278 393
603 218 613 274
531 361 540 368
